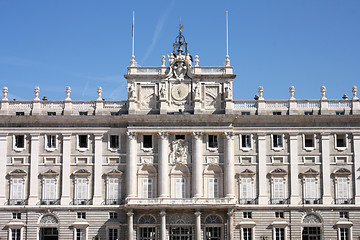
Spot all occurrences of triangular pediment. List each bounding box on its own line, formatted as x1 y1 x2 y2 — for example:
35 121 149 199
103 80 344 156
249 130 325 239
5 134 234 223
334 168 351 175
9 169 27 176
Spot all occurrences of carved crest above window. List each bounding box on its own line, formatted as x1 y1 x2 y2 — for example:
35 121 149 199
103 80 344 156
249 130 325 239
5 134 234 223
40 214 58 224
170 139 189 165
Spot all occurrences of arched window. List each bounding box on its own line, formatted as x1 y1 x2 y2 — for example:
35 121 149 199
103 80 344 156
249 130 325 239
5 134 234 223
204 165 223 198
138 215 156 240
137 165 157 198
170 165 190 198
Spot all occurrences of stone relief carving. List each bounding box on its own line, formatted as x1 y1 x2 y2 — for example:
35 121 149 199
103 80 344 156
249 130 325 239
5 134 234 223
205 86 220 109
138 215 156 224
167 213 193 224
167 53 193 81
193 82 201 100
140 86 156 109
40 215 58 224
224 82 232 99
140 156 154 165
159 83 167 99
206 156 219 165
128 83 136 100
303 214 322 224
170 139 188 165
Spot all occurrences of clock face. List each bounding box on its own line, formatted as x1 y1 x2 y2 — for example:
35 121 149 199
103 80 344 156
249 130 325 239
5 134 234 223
171 84 188 101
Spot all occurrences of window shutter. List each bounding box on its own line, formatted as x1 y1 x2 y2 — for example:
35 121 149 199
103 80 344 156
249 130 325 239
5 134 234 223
12 179 24 200
108 178 119 200
337 177 349 199
241 178 253 199
208 178 214 198
305 178 317 199
44 179 56 199
273 178 285 199
76 178 88 200
175 178 185 198
148 178 153 198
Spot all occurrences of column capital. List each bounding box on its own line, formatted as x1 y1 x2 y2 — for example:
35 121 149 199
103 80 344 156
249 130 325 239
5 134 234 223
227 208 234 216
320 132 331 139
192 132 203 139
0 134 7 141
126 210 134 217
126 131 136 140
158 132 169 140
94 134 103 141
62 133 72 141
288 132 299 137
30 133 40 139
224 132 234 140
160 209 166 216
194 210 201 217
353 134 360 140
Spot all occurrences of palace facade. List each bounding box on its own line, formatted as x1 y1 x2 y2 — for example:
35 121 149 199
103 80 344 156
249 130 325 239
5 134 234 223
0 30 360 240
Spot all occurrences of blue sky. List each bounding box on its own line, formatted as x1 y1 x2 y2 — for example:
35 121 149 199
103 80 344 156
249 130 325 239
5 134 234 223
0 0 359 101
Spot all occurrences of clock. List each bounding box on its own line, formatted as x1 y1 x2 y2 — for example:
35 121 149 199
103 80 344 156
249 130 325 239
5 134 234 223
171 84 188 101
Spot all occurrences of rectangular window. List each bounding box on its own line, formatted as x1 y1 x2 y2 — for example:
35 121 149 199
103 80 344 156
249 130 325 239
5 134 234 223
108 228 118 240
12 228 21 240
109 212 118 219
142 178 153 198
241 135 252 149
275 228 285 240
304 134 314 148
175 135 185 140
175 178 185 198
78 135 88 149
109 135 119 149
205 227 221 239
304 178 317 203
12 212 21 219
11 178 24 201
139 227 156 240
243 228 252 240
241 178 253 201
79 112 88 116
337 177 349 203
42 178 56 203
47 112 56 116
272 178 285 203
75 178 88 202
16 112 24 116
339 211 349 219
77 212 86 219
208 135 218 148
241 112 250 115
243 212 252 218
272 134 283 148
15 135 25 149
336 111 345 115
107 178 120 204
304 111 313 115
336 134 346 148
76 229 86 240
273 111 281 115
143 135 153 149
207 178 219 198
46 135 56 149
275 212 284 218
339 228 349 240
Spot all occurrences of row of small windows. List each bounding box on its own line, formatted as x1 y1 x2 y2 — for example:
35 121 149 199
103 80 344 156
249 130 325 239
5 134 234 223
12 133 349 151
239 111 347 116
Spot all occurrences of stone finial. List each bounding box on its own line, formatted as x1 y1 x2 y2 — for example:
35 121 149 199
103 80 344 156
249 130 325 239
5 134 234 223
2 87 8 101
97 87 102 101
194 55 199 67
258 86 264 100
289 86 295 100
342 94 348 100
65 86 71 100
225 55 230 67
320 86 327 100
130 55 136 67
161 55 166 67
352 86 358 100
34 86 40 100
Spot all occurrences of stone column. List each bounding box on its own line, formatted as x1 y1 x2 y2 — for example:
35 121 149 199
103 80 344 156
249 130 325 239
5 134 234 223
353 134 360 204
160 210 167 240
61 134 71 205
158 132 169 198
29 134 40 205
93 134 103 205
257 133 267 205
224 132 235 198
192 132 203 198
289 133 300 204
227 209 234 240
127 210 134 240
321 133 332 204
195 210 201 240
126 132 137 198
0 134 7 205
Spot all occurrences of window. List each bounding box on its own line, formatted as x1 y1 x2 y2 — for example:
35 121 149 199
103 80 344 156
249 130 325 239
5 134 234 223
275 228 285 240
208 135 218 149
109 212 118 219
143 135 153 149
11 228 21 240
243 212 252 218
14 135 25 149
139 227 156 240
142 178 153 198
107 178 120 204
272 178 285 204
79 112 88 116
242 228 252 240
205 227 221 240
240 157 252 165
304 111 313 115
77 212 86 219
78 135 88 149
241 135 252 149
75 178 88 204
303 178 318 204
46 135 57 150
207 178 219 198
42 178 57 204
175 135 185 140
272 134 283 149
16 112 24 116
10 178 25 203
110 112 120 116
241 112 250 115
12 212 21 219
336 177 350 204
275 212 284 218
47 112 56 116
339 228 349 240
273 111 281 115
339 212 349 219
240 178 253 203
335 134 347 149
108 228 118 240
336 111 345 115
175 178 185 198
304 134 315 149
76 228 86 240
109 135 119 149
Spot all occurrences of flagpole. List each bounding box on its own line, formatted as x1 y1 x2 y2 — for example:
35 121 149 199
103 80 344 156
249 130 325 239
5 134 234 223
132 11 135 57
226 10 229 57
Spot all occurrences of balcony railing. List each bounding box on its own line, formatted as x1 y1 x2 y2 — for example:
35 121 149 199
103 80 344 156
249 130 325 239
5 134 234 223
40 199 60 205
126 198 237 205
334 198 354 204
8 199 28 205
238 198 258 205
302 198 322 205
72 199 92 205
270 198 289 205
104 198 125 205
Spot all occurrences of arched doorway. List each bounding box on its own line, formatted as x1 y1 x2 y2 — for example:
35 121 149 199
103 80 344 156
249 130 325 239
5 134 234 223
39 215 59 240
302 214 322 240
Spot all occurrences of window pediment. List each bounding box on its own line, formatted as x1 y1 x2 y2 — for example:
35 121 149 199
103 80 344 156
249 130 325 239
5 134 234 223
302 168 319 176
9 169 27 177
72 169 91 177
334 168 351 176
41 169 59 177
270 168 287 175
105 169 123 177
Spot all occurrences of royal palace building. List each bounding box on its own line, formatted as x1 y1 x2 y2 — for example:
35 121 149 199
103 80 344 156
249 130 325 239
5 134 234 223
1 30 360 240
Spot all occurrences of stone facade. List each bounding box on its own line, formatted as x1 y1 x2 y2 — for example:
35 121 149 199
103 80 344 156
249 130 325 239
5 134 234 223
0 30 359 240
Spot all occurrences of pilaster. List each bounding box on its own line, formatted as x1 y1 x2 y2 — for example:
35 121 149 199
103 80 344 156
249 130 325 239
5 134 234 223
192 132 203 198
0 134 7 205
61 134 71 205
257 133 268 205
126 132 137 198
93 134 103 205
224 132 235 198
289 133 300 204
195 210 201 240
321 133 332 204
353 134 360 204
160 210 167 240
158 132 169 198
127 210 134 240
29 134 40 205
227 208 234 240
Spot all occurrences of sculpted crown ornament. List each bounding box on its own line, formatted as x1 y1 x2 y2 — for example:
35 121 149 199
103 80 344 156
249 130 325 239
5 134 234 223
170 139 189 165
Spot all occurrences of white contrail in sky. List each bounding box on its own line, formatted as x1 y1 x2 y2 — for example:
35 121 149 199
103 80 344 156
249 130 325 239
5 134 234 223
140 0 176 64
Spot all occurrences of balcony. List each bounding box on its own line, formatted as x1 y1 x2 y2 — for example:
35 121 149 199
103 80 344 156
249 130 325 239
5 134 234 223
126 198 237 206
40 199 60 205
238 198 258 205
334 198 354 205
104 198 125 205
302 198 322 205
8 199 28 205
72 199 92 205
270 198 289 205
